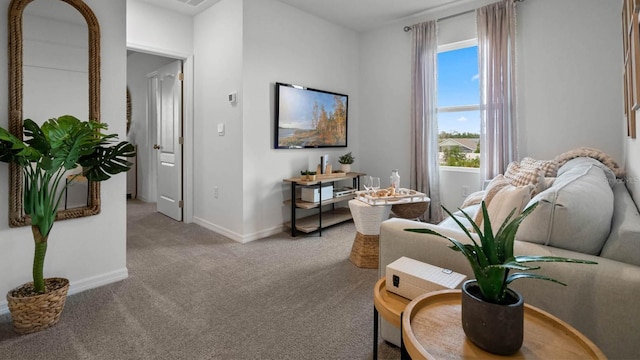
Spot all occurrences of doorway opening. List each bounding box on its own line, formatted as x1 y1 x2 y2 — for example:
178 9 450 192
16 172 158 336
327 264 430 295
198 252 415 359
126 50 192 222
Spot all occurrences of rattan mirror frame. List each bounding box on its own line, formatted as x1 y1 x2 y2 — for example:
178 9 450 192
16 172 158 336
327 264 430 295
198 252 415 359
7 0 101 227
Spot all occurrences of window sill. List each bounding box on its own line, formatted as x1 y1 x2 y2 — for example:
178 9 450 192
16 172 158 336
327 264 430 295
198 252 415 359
439 166 480 174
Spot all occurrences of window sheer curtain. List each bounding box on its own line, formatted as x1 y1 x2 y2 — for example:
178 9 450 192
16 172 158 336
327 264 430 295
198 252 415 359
410 21 442 223
477 0 518 185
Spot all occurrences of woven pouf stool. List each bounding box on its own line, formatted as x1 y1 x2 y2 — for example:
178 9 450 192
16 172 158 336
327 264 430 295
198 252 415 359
391 201 430 221
348 199 391 269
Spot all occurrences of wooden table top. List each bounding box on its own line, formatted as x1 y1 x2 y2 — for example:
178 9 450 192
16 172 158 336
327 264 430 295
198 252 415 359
373 277 410 328
402 290 607 360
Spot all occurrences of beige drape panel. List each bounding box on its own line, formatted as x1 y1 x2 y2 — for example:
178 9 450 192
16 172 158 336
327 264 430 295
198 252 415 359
410 21 442 223
477 0 518 184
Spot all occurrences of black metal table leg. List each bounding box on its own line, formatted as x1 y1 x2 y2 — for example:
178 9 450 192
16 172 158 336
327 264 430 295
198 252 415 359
291 182 296 237
400 311 410 360
318 181 322 236
373 305 379 360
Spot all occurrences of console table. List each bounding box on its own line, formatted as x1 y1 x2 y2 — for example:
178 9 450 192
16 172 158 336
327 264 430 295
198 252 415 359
283 172 364 236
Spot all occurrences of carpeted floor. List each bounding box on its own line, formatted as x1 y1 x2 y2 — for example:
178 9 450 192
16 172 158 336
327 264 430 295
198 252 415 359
0 200 400 359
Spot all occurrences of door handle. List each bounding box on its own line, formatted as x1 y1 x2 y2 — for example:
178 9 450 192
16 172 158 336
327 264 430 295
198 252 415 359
153 144 161 150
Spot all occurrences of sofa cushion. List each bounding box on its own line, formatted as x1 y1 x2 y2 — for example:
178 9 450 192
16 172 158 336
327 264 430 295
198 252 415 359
520 156 558 177
557 155 616 187
460 190 485 209
600 182 640 267
504 162 546 195
516 158 614 255
473 175 509 225
554 147 625 178
477 183 533 234
440 204 480 231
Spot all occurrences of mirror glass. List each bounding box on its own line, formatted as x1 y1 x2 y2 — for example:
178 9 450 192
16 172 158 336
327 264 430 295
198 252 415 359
8 0 101 227
23 1 89 210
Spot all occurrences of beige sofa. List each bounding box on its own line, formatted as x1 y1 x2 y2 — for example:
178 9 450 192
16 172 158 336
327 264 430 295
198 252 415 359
378 157 640 360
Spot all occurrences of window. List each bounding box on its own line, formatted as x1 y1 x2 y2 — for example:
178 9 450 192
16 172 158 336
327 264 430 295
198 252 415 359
437 41 480 168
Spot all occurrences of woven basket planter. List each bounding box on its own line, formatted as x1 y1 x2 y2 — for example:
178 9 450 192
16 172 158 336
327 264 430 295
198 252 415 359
6 277 69 334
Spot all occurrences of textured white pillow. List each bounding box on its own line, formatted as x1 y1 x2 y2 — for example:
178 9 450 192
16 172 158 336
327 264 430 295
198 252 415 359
521 157 558 177
477 184 534 235
516 160 614 255
504 161 546 195
473 175 510 226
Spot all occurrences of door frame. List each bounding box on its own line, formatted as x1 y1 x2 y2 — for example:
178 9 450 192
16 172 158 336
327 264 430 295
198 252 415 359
127 45 194 224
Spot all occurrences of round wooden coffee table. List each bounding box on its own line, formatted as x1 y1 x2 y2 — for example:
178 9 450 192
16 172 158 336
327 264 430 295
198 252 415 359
402 290 607 359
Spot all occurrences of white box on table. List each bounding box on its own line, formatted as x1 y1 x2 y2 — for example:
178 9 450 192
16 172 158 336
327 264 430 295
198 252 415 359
386 256 467 300
301 184 334 203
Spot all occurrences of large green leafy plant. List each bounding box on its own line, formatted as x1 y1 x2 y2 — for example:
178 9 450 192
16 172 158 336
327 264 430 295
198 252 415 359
0 115 135 294
406 201 596 304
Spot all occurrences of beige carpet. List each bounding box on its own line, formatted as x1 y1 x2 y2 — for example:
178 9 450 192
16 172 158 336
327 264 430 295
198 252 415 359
0 200 400 359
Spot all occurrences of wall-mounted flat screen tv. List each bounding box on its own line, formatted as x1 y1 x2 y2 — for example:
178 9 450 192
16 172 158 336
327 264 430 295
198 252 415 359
274 82 348 149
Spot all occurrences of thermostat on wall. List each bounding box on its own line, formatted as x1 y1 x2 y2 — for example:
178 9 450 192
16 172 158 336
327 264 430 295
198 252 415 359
228 92 237 104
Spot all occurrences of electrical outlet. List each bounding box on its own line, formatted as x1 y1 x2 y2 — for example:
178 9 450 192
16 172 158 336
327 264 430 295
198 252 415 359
214 186 219 199
462 186 470 197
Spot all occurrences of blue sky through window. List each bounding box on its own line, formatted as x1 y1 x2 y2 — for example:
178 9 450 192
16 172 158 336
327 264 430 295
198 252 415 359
437 46 480 135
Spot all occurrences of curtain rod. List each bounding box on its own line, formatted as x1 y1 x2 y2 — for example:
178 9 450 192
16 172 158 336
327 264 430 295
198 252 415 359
403 0 525 32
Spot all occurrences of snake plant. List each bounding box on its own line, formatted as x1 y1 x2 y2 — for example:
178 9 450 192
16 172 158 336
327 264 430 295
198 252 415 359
406 201 597 304
0 115 135 294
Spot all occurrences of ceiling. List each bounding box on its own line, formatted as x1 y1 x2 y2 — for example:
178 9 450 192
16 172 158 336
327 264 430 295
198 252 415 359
134 0 465 32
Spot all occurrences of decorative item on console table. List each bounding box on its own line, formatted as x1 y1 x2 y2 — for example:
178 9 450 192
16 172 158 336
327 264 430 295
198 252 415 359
300 170 316 181
338 152 355 173
316 164 333 176
0 116 135 334
405 201 597 355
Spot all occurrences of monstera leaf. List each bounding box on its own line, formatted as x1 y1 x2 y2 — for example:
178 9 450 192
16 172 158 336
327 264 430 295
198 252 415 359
0 126 40 165
81 141 135 181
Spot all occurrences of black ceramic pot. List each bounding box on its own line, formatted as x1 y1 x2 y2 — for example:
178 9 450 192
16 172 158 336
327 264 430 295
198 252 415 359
461 280 524 355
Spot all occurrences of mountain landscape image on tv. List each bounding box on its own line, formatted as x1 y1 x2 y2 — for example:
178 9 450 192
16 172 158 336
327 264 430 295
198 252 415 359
275 82 348 149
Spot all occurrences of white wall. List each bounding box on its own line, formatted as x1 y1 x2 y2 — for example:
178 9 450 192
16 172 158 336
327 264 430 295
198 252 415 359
126 0 193 57
516 0 623 161
0 0 128 313
192 0 245 239
126 52 176 202
440 167 481 211
241 0 360 239
358 0 624 210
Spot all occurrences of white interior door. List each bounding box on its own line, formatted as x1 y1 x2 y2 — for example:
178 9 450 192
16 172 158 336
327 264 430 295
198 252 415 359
155 60 183 221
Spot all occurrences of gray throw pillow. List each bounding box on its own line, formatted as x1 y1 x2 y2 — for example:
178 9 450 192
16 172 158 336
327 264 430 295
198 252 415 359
516 158 614 255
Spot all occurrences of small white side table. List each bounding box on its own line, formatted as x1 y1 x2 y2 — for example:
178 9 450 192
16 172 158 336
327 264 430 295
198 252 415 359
348 199 391 268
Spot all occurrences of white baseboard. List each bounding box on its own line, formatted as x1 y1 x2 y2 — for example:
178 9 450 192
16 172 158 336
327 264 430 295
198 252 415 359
192 217 284 243
193 216 243 242
0 268 129 315
241 225 284 243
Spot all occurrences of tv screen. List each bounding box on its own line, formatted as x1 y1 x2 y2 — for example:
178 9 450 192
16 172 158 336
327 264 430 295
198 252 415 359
274 82 348 149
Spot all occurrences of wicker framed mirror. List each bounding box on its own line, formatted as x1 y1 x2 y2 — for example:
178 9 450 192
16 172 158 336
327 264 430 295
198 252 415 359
7 0 101 227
